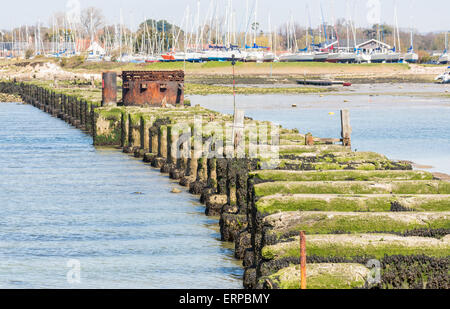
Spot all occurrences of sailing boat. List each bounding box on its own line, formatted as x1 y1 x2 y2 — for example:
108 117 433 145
279 6 315 62
385 6 402 63
438 32 449 64
404 30 418 63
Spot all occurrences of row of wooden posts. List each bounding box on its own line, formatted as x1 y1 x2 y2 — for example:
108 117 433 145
7 82 99 134
1 80 355 290
124 119 253 218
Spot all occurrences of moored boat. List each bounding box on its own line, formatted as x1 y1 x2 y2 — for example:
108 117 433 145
438 32 449 64
438 53 449 65
404 52 419 63
279 52 314 62
313 51 328 62
327 51 356 63
370 52 389 63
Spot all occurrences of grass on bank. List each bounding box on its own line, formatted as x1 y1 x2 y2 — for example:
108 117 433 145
256 194 450 214
263 212 450 236
251 170 434 182
254 180 450 196
185 83 331 95
261 234 450 260
263 264 370 289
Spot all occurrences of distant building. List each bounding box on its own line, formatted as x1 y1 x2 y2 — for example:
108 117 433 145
356 39 392 53
87 41 106 57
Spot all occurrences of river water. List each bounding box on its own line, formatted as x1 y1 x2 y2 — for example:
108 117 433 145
192 88 450 175
0 103 242 289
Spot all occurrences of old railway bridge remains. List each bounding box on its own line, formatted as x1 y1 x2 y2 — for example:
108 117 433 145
0 70 448 289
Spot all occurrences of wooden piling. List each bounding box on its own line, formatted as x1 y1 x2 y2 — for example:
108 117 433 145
341 109 352 147
158 125 168 159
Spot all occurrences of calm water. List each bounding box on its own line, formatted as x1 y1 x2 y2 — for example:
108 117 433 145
193 89 450 175
0 103 242 289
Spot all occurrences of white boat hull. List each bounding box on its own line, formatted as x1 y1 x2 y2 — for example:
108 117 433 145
355 53 371 63
327 52 357 63
386 52 401 63
279 53 314 62
438 53 449 64
404 52 419 63
313 52 328 62
370 53 389 63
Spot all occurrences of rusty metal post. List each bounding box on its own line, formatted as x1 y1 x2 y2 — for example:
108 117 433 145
102 72 117 107
300 231 307 290
305 133 314 146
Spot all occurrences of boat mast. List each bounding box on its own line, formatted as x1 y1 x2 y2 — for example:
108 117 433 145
245 0 248 47
292 14 298 51
254 0 258 45
268 13 272 51
394 5 401 52
445 32 448 53
320 2 327 45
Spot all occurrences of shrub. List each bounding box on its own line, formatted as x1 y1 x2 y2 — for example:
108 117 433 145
25 49 35 59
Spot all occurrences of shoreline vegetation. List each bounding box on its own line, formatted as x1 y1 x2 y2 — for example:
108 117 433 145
0 58 447 94
0 93 22 102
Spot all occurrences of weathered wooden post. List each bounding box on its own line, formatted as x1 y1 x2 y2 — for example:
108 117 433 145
216 158 228 195
151 125 168 168
57 94 63 118
121 112 128 147
83 101 88 129
63 95 68 120
67 96 72 124
163 125 178 173
78 99 82 127
139 116 151 153
91 103 99 139
150 126 159 154
341 109 352 147
226 159 238 210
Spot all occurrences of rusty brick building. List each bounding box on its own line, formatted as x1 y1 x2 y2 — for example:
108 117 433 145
122 71 184 107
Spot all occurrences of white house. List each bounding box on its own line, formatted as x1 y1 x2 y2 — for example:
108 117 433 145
87 41 105 56
356 39 392 53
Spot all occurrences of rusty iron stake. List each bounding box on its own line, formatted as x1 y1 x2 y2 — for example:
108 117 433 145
300 231 307 289
102 72 117 107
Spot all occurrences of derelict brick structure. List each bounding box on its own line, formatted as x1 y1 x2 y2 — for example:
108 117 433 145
122 71 184 107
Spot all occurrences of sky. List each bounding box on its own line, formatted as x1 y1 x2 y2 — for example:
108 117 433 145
0 0 448 33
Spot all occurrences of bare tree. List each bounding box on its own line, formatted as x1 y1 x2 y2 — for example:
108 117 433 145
80 7 104 39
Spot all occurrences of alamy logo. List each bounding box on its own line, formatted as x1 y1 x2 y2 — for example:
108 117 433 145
168 114 280 168
366 0 381 25
366 259 381 286
67 259 81 284
66 0 81 25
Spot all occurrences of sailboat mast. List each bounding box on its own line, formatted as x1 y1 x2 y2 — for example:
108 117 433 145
268 13 272 51
254 0 258 45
